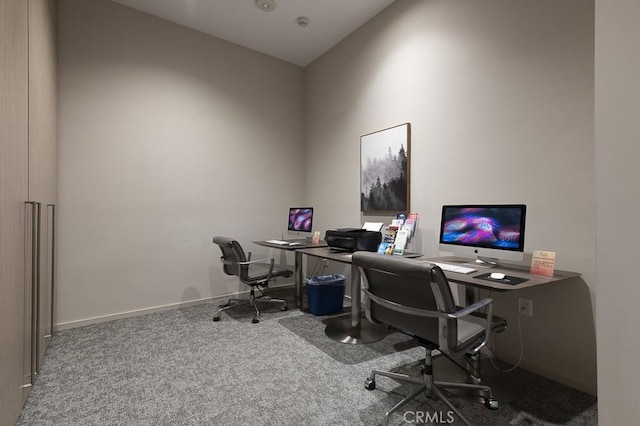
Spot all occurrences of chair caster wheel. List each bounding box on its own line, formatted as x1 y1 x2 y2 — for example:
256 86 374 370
485 399 499 410
281 306 288 311
213 316 220 322
364 378 376 390
252 318 260 324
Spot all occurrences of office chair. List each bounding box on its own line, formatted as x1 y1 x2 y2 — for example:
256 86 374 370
212 236 293 323
352 252 506 426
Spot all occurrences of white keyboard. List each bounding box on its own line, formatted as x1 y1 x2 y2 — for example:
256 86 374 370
265 240 289 245
431 262 477 274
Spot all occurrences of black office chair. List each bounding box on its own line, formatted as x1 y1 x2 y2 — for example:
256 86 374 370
212 236 293 323
352 252 506 426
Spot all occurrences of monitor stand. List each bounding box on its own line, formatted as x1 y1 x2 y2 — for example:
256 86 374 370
284 231 312 242
464 256 498 269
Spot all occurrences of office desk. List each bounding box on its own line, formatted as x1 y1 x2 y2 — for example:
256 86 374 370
297 247 422 344
422 256 581 303
423 256 581 402
253 240 327 309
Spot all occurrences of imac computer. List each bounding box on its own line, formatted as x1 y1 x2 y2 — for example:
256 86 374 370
287 207 314 239
438 204 527 267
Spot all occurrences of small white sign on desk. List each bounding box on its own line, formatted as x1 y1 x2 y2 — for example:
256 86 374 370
362 222 384 232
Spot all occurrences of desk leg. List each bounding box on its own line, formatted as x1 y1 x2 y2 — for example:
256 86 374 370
295 251 304 309
351 263 361 328
324 263 388 344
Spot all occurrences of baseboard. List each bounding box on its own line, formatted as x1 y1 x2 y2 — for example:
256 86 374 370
54 283 296 331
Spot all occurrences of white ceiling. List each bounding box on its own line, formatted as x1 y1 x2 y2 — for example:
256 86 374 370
111 0 396 67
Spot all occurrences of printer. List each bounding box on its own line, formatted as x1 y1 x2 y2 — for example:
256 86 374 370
324 228 382 252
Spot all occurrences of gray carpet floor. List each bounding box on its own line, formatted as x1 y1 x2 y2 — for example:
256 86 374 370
18 289 597 425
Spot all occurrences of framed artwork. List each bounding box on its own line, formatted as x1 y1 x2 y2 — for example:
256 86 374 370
360 123 411 214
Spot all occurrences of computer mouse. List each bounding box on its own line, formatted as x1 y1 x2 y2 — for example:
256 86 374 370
490 272 505 280
289 242 301 246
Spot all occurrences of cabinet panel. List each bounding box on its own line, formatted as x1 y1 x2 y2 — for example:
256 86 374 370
0 0 30 424
29 0 57 204
1 1 57 423
29 0 58 369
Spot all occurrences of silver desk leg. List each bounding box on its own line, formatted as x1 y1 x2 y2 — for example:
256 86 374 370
295 251 304 309
324 263 388 344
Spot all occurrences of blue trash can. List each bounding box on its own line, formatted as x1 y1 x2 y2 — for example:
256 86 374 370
305 274 346 316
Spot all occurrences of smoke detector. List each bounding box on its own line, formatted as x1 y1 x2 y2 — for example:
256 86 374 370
255 0 276 12
297 16 309 28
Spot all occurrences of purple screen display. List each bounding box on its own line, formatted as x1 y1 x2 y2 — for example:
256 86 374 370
440 206 525 250
288 208 313 232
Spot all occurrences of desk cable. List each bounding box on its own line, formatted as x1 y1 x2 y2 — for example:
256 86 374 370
488 308 525 373
481 290 526 375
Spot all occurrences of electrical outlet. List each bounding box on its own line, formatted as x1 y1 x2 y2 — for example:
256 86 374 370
518 298 533 316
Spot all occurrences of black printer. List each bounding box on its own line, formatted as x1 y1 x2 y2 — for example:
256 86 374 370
324 228 382 252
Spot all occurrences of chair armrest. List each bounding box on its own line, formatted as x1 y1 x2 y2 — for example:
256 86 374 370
447 298 493 319
220 257 276 282
449 298 494 355
365 289 496 355
220 257 275 266
237 258 275 266
364 289 447 319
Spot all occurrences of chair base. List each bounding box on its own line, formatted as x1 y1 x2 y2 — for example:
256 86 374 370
212 287 287 323
365 348 498 426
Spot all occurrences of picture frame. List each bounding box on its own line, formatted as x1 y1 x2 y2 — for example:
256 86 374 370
360 123 411 214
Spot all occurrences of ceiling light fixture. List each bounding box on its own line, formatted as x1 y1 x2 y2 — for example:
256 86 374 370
296 16 309 28
255 0 276 12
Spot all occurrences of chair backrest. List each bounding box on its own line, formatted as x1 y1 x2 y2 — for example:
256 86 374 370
212 236 250 281
352 251 460 353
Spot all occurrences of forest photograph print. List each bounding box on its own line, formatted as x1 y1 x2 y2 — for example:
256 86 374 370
360 123 410 213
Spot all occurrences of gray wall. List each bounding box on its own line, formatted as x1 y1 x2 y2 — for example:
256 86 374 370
595 0 640 423
56 0 305 326
305 0 596 394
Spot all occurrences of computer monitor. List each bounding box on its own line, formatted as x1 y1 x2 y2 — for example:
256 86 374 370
438 204 527 266
287 207 314 238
